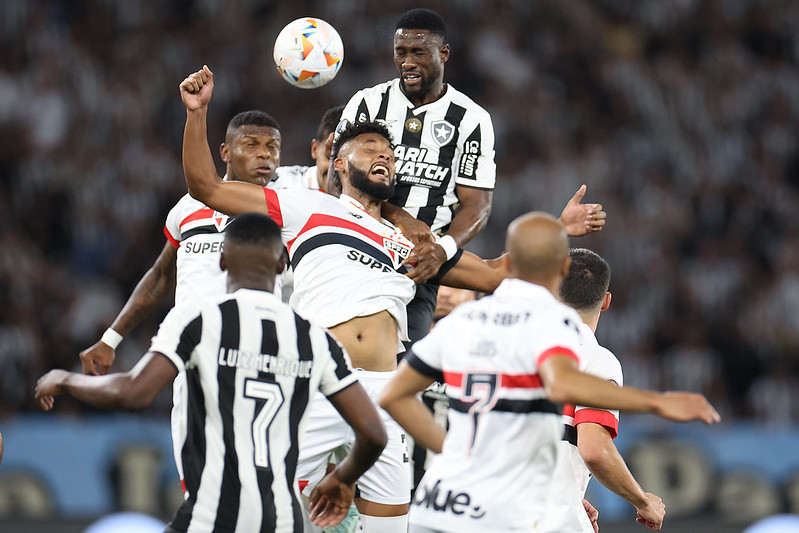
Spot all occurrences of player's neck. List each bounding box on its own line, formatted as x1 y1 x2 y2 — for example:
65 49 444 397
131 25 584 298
405 81 446 107
343 189 383 221
227 277 275 294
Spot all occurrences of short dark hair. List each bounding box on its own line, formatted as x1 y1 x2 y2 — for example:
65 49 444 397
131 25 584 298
396 8 447 43
227 110 281 133
560 248 611 312
225 212 282 247
331 120 394 160
316 105 345 142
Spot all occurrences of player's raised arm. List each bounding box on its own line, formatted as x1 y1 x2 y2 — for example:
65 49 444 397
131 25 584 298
180 65 271 217
538 354 721 424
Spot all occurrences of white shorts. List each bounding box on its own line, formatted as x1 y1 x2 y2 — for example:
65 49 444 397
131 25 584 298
297 369 411 505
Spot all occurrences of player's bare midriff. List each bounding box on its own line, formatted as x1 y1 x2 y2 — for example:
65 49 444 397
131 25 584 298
328 310 398 372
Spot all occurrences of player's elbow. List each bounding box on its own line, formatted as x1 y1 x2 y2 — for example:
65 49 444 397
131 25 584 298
578 440 610 471
360 419 388 455
115 376 156 411
543 378 573 405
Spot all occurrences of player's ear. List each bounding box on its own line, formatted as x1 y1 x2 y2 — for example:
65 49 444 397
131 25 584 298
220 142 230 163
601 292 611 312
560 256 571 279
219 251 228 272
310 138 319 160
276 247 288 275
439 43 450 63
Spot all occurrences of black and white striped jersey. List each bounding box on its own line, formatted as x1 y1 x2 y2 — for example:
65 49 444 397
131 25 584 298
150 288 356 533
341 79 496 234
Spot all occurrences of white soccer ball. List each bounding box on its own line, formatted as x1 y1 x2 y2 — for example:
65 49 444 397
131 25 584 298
273 17 344 89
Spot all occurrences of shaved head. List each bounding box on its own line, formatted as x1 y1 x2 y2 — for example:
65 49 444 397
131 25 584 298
505 212 570 283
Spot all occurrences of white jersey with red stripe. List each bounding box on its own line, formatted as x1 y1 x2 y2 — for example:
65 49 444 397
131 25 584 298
262 187 416 337
164 193 231 305
543 323 623 533
405 279 584 533
271 165 320 191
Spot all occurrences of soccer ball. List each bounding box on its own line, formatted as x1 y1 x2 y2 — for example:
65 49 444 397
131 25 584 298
273 17 344 89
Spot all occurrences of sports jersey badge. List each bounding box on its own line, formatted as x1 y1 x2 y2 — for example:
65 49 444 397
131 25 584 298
405 117 422 133
431 120 455 146
212 211 229 231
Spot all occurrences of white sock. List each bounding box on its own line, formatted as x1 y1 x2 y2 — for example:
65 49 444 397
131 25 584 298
358 513 409 533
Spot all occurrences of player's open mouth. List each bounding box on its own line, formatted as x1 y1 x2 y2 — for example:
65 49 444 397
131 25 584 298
255 167 272 175
371 163 390 180
402 71 421 85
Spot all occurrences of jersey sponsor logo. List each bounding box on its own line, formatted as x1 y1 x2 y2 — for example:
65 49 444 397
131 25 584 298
405 117 422 132
412 479 486 519
457 139 481 179
346 249 395 272
394 145 450 188
182 240 224 254
431 120 455 146
217 347 312 378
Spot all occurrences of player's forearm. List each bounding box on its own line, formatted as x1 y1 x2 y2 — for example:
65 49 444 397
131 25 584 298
446 203 491 248
439 251 507 294
544 365 661 415
183 108 221 204
381 394 446 453
581 443 648 509
110 262 173 336
334 420 387 486
61 372 147 411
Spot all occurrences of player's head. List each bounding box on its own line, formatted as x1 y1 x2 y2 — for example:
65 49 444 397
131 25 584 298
312 104 345 193
505 212 570 292
220 212 286 292
394 8 450 104
220 110 282 187
559 248 612 317
332 121 396 201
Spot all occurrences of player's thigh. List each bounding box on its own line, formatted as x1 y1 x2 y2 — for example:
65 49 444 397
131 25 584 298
297 391 352 484
356 401 410 505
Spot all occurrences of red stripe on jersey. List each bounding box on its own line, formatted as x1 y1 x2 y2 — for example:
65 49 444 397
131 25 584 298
443 371 463 387
180 208 215 229
537 346 579 367
180 478 186 493
442 371 543 389
164 226 180 249
263 188 284 227
574 408 619 439
563 404 576 417
286 213 389 253
501 373 543 388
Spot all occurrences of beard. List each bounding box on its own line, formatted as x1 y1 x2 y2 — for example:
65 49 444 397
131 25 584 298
349 164 395 201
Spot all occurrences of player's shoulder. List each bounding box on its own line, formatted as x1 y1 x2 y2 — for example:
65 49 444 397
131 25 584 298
445 83 492 118
271 165 311 189
351 79 394 100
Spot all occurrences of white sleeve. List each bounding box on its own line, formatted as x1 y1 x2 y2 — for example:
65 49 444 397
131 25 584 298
148 300 205 373
313 328 357 397
163 201 182 248
453 109 496 190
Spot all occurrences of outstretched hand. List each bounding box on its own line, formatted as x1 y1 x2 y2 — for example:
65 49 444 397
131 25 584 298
308 469 355 528
35 370 70 411
558 185 606 236
179 65 214 111
655 392 721 424
80 341 115 376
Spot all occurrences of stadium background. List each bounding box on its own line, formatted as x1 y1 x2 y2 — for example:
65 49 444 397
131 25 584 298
0 0 797 531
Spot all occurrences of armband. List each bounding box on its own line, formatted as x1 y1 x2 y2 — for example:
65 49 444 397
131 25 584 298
101 328 123 349
436 235 458 261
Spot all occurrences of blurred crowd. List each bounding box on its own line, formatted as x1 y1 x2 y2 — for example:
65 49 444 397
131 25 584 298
0 0 797 423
